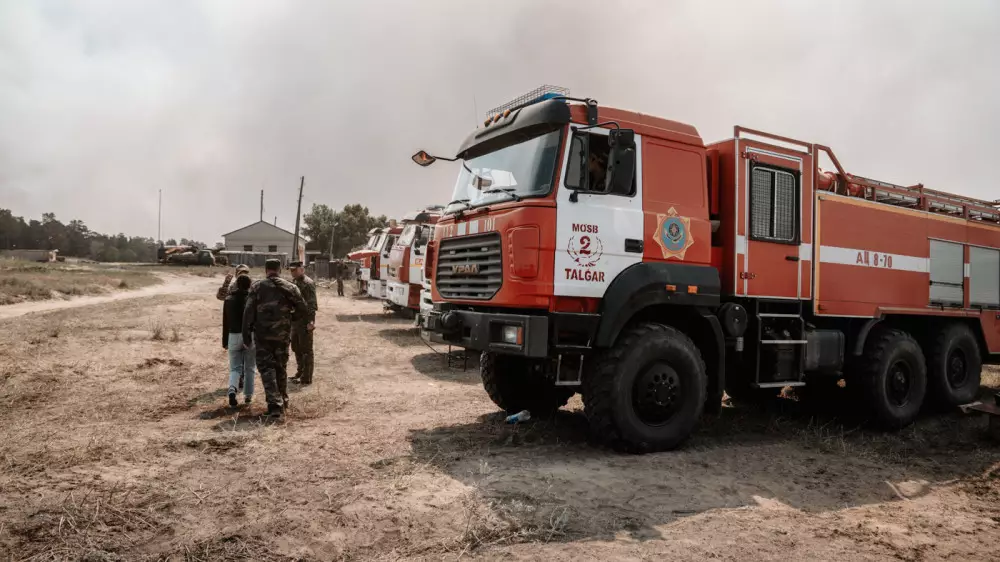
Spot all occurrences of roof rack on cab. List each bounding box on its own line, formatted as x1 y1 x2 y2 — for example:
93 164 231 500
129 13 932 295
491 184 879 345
483 84 599 128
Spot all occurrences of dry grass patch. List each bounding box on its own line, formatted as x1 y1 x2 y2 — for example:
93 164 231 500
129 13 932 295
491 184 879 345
0 260 160 305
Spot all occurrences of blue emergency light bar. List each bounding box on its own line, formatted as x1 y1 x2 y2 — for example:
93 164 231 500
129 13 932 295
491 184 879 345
485 85 570 119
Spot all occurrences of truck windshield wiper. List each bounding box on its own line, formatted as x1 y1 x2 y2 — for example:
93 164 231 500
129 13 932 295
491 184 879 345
481 187 521 202
445 198 470 219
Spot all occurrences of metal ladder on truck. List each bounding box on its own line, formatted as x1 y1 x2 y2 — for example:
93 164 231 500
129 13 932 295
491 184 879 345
749 299 806 389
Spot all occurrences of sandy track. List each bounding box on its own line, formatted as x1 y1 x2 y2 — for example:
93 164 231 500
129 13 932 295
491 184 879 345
0 272 218 321
0 288 997 560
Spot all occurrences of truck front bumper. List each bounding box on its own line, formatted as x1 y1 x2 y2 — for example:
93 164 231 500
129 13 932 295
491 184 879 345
387 281 410 308
368 280 387 300
422 308 549 357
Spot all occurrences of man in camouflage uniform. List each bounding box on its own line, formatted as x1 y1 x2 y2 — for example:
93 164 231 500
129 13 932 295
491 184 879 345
288 261 318 385
217 264 251 300
242 259 306 418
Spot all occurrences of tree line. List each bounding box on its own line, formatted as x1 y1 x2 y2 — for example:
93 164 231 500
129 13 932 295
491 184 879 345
1 203 390 263
0 209 205 262
302 203 389 258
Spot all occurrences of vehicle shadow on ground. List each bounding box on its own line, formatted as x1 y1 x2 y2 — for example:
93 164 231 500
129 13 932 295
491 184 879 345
405 395 999 544
334 313 410 324
410 351 481 385
377 327 425 348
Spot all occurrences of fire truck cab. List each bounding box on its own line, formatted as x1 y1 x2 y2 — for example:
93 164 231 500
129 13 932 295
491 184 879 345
367 222 402 300
350 227 385 294
385 208 442 315
415 86 1000 453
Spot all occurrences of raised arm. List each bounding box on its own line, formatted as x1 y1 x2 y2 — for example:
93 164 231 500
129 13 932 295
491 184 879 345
216 273 234 301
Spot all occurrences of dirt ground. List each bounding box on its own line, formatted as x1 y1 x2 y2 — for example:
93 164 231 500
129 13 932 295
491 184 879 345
1 281 998 561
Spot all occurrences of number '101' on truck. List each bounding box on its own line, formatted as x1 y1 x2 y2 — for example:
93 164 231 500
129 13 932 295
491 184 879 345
411 85 1000 453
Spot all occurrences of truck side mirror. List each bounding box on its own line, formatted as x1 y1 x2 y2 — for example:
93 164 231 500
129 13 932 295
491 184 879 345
605 129 636 195
411 150 437 167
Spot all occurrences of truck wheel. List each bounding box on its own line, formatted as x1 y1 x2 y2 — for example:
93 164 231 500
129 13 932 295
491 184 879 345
860 328 927 429
583 323 706 453
480 352 573 416
926 323 981 407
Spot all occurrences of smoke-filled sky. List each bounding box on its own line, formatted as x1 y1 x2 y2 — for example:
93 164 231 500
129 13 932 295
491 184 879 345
1 0 998 243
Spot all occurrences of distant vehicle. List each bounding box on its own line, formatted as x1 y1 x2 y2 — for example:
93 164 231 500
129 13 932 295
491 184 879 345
157 245 220 266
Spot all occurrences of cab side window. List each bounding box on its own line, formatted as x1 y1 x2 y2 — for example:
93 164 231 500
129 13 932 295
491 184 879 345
565 132 635 197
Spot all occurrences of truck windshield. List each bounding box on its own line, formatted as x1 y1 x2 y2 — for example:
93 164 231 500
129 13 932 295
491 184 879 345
447 129 561 213
398 225 417 247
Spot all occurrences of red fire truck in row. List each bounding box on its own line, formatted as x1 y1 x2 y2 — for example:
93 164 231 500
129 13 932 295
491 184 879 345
413 86 1000 453
364 222 403 300
384 207 442 317
349 227 388 294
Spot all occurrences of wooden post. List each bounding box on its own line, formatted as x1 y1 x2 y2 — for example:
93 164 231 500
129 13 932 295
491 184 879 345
291 176 304 263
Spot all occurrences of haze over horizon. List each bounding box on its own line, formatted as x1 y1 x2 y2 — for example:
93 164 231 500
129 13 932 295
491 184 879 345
1 0 998 243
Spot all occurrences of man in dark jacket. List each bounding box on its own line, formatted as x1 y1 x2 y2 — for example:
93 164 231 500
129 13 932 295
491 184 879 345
222 274 255 407
243 259 307 418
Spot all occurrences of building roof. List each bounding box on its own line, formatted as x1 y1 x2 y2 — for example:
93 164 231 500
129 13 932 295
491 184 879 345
222 220 298 238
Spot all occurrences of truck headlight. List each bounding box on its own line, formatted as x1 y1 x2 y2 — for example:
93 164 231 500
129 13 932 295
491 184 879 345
501 325 523 345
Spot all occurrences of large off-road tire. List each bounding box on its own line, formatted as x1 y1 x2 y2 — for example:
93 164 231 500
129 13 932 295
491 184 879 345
582 323 706 453
860 328 927 429
926 323 982 407
480 352 574 416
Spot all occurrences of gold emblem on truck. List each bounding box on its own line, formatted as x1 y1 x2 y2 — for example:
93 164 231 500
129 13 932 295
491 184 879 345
654 207 694 260
452 263 479 275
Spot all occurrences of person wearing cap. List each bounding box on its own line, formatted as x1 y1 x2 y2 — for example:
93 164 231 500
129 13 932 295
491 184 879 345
217 264 251 301
242 259 307 419
287 260 318 385
217 264 253 392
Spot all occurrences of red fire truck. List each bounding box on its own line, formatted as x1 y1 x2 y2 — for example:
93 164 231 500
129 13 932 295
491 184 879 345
349 227 387 294
413 86 1000 453
385 207 442 316
366 222 403 300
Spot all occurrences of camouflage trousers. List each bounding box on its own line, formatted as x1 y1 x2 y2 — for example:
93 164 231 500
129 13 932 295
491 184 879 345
256 341 290 408
291 324 314 384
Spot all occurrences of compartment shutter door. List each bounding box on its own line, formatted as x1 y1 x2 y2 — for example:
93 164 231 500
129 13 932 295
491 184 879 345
970 246 1000 307
929 240 964 305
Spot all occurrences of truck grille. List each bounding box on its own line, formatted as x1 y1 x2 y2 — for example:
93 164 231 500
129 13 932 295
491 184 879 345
436 233 502 300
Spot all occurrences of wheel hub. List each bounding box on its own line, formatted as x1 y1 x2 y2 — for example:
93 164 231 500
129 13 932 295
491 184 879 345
946 349 968 388
886 360 912 407
633 363 682 425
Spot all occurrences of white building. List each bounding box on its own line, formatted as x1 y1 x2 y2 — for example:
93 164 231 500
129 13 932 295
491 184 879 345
222 221 299 256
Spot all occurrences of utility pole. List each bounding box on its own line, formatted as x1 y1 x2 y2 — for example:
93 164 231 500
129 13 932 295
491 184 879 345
157 189 162 243
291 176 304 263
259 189 264 222
328 218 336 258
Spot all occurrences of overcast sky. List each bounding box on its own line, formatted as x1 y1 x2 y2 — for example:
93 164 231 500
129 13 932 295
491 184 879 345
1 0 998 243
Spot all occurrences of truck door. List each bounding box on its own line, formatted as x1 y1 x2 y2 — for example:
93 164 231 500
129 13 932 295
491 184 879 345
741 148 807 299
409 225 431 286
554 127 644 297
